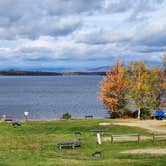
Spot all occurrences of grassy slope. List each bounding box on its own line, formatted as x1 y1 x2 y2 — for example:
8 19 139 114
0 119 166 166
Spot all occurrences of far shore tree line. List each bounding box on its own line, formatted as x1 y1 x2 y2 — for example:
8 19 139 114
99 55 166 119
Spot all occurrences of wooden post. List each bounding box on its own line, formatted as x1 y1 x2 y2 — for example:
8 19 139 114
153 133 155 142
138 134 140 143
111 135 113 143
97 133 101 144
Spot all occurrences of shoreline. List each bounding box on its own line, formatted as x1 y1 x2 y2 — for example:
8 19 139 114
0 117 110 123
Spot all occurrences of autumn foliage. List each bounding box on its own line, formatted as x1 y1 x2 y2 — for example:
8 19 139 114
99 58 127 113
99 57 164 119
163 83 166 89
162 54 166 90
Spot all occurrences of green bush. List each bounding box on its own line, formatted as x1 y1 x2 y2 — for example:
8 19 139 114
110 111 122 118
109 108 132 119
61 112 72 119
122 108 133 118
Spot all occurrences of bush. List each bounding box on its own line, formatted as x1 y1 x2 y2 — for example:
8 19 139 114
110 111 122 118
61 112 72 120
122 108 133 118
109 108 132 119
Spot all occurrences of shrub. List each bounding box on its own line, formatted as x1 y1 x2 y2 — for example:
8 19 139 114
122 108 133 118
110 111 122 118
61 112 72 120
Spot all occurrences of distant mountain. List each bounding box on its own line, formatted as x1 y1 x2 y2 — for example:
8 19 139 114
0 60 162 75
85 61 162 72
87 66 111 72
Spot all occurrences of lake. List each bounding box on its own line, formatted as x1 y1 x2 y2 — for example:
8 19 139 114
0 76 108 120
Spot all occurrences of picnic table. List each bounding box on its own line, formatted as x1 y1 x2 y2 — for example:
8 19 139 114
85 115 93 119
90 129 106 136
74 132 81 136
5 118 13 123
58 139 81 150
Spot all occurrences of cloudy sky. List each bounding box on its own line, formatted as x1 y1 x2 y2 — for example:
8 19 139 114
0 0 166 70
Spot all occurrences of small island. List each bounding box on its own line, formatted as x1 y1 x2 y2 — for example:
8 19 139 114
0 70 106 76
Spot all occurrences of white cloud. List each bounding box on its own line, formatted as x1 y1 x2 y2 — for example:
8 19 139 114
0 0 166 69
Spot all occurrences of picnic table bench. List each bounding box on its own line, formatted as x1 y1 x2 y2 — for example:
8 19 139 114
90 129 106 136
74 132 81 136
58 139 81 150
111 133 140 143
85 115 93 119
5 118 13 123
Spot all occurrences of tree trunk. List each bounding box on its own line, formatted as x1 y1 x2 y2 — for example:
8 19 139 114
137 107 141 119
138 68 141 120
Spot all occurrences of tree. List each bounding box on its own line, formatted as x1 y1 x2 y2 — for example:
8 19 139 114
144 67 162 113
162 53 166 89
161 54 166 107
128 61 162 119
99 58 128 116
162 53 166 75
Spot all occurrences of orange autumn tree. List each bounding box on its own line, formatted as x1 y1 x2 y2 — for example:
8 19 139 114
99 58 128 116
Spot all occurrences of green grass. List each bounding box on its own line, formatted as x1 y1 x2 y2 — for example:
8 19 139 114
0 119 166 166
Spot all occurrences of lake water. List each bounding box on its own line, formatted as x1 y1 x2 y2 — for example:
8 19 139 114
0 76 108 120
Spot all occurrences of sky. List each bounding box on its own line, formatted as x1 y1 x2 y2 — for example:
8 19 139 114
0 0 166 71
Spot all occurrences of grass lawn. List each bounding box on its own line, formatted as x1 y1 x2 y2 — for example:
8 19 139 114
0 119 166 166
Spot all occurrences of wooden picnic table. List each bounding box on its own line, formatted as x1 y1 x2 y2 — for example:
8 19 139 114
58 139 81 150
74 132 81 136
5 118 13 123
85 115 93 119
90 129 106 135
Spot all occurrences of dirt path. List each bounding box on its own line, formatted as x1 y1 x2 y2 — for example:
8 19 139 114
106 120 166 155
113 119 166 134
121 148 166 154
103 119 166 142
